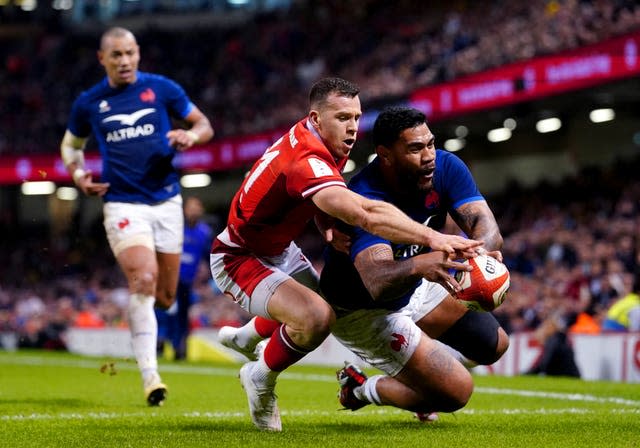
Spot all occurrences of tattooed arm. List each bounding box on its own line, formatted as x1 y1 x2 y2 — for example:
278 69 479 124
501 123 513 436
354 244 471 300
450 200 503 253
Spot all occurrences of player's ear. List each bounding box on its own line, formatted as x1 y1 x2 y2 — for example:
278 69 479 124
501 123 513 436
308 110 320 128
376 145 391 165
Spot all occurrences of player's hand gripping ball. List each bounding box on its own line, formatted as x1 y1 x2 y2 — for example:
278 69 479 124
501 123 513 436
454 254 510 312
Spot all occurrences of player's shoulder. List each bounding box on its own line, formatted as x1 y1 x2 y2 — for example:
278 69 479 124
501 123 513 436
136 71 164 82
435 148 470 174
348 159 387 199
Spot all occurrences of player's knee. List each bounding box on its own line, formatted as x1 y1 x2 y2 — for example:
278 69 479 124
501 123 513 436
130 270 157 294
297 303 335 345
425 371 473 413
438 310 503 365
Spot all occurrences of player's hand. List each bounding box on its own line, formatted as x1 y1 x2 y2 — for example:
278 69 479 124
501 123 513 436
486 249 503 263
315 214 352 254
75 170 110 196
413 251 472 294
426 230 483 257
326 226 352 254
166 129 198 151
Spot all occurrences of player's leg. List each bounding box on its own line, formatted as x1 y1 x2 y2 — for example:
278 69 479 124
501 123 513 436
155 252 180 309
210 240 331 431
333 308 472 414
172 281 191 360
218 316 279 361
216 242 320 360
239 278 333 432
115 244 167 405
416 295 509 366
388 334 473 412
104 202 165 405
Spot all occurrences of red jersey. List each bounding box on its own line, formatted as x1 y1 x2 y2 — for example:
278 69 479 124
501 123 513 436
222 119 347 256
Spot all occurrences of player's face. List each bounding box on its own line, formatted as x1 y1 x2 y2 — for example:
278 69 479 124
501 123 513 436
388 123 436 192
98 34 140 88
311 93 362 160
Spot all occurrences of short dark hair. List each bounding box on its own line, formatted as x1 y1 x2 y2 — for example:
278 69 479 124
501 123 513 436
373 106 427 148
309 77 359 108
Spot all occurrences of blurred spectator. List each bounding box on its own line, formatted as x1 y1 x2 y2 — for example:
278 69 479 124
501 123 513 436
524 313 581 378
602 270 640 331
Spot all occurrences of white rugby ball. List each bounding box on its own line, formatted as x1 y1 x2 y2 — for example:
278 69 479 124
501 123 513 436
454 254 510 312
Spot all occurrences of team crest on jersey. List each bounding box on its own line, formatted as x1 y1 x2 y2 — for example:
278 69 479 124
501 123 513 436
424 190 440 209
390 332 408 352
140 88 156 103
98 100 110 113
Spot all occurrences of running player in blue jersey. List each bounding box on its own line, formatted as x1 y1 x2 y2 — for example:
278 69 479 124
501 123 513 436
322 106 509 419
60 27 213 406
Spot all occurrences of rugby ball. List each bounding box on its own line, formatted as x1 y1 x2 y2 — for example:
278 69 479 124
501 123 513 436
454 254 510 312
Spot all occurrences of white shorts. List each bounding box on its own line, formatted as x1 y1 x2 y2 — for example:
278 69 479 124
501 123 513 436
103 195 183 256
331 280 448 376
210 228 318 319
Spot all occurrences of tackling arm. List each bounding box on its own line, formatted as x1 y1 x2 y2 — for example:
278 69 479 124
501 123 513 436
312 186 482 256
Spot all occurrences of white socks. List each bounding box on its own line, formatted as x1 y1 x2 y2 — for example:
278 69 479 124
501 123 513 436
128 293 159 382
235 317 263 351
248 356 278 387
354 374 383 405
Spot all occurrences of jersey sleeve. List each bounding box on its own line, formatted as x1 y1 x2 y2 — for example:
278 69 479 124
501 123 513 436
438 150 484 209
347 166 390 260
67 93 92 137
161 76 195 119
286 150 346 199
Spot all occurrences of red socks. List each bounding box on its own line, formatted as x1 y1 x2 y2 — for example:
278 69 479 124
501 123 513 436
254 316 280 338
263 324 310 372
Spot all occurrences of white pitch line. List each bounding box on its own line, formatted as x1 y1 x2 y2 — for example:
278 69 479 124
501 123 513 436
2 407 640 422
1 354 639 407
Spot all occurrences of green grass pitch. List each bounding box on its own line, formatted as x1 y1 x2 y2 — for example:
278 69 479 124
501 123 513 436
0 350 638 448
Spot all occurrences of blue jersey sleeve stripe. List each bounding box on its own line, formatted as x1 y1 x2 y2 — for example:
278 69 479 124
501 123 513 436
451 195 485 210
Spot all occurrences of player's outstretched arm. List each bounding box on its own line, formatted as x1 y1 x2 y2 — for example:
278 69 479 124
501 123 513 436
451 200 503 257
354 244 472 301
312 186 483 255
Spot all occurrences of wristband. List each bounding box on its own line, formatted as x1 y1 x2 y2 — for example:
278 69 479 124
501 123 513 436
72 168 86 184
185 130 199 144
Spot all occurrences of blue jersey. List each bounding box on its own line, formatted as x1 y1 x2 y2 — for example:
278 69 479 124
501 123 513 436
67 71 195 204
179 221 213 284
320 149 484 311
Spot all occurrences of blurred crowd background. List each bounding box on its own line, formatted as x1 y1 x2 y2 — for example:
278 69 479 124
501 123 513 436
1 0 640 353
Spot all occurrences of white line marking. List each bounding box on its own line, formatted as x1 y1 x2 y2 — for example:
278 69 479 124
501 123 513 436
1 355 639 408
2 407 639 422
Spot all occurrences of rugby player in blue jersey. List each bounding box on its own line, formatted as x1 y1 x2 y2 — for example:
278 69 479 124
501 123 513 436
60 27 213 406
321 106 510 420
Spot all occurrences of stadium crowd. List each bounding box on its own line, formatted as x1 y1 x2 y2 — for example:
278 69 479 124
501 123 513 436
0 0 639 154
2 0 640 351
